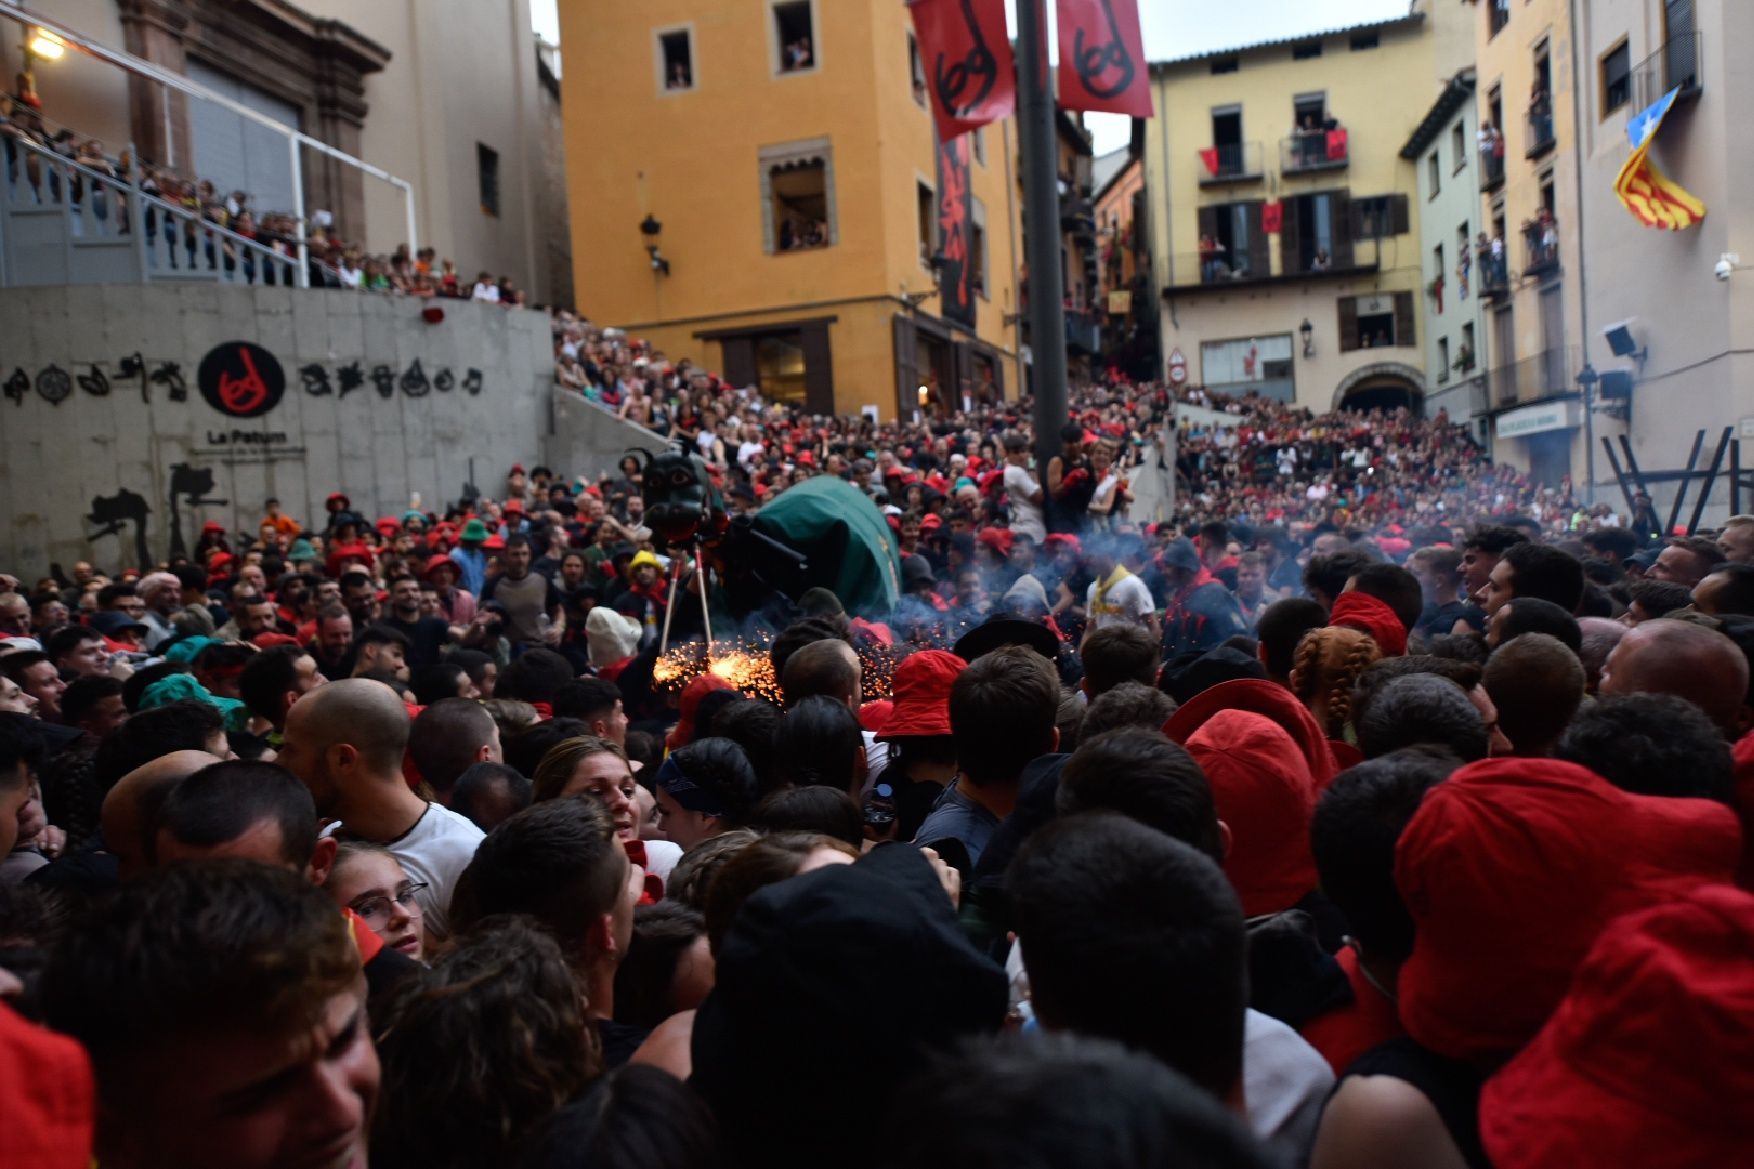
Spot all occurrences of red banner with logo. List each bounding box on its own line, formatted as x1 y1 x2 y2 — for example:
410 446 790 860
936 134 977 327
1056 0 1154 117
1262 201 1284 234
907 0 1017 142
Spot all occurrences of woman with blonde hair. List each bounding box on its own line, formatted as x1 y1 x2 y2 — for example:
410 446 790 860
1289 626 1382 741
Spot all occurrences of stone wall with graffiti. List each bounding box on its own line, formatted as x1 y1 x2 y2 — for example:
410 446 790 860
0 284 552 576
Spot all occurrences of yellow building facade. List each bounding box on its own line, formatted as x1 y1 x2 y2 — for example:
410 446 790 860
1143 3 1474 414
1474 0 1587 486
560 0 1022 420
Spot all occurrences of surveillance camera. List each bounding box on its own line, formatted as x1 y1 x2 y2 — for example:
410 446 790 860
1717 258 1734 282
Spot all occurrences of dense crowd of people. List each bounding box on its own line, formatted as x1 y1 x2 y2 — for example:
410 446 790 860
6 311 1754 1166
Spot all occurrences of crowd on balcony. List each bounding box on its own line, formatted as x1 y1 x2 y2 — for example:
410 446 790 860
1 95 532 305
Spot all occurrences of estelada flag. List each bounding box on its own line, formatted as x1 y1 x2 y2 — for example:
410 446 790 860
1057 0 1154 117
907 0 1016 141
1614 89 1705 230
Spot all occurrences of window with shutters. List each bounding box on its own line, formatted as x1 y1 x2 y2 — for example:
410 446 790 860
1452 121 1468 174
1352 194 1409 239
1196 200 1265 281
1601 40 1633 117
1428 151 1441 197
1338 292 1415 351
1281 191 1352 274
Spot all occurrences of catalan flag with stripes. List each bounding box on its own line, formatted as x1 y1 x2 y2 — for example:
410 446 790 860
1615 88 1706 230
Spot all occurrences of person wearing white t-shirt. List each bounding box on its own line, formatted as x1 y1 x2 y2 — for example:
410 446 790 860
279 679 484 945
1082 540 1160 641
1002 433 1047 542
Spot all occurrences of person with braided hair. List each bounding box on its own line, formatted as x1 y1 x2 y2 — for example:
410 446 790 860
1289 628 1382 743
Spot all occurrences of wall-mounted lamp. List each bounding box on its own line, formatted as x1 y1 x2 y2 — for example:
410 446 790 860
28 29 66 61
1299 318 1315 357
917 384 931 406
640 215 670 276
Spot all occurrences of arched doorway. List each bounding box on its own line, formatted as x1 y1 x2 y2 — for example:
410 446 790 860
1331 362 1427 416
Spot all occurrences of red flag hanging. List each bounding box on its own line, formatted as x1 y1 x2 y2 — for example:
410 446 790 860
1262 201 1284 234
907 0 1017 141
1198 148 1220 177
1326 128 1349 162
1056 0 1154 117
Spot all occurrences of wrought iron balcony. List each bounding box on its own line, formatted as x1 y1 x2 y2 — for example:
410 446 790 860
1281 130 1348 176
1198 143 1264 186
1523 217 1560 278
1525 102 1556 159
1632 31 1703 109
1479 148 1505 193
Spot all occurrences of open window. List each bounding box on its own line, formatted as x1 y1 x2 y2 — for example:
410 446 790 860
908 32 927 106
1339 292 1415 351
772 1 816 75
917 178 937 265
477 144 500 217
971 198 989 298
657 27 695 93
761 139 835 254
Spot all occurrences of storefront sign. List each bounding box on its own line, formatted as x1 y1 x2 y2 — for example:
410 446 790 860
1496 400 1580 439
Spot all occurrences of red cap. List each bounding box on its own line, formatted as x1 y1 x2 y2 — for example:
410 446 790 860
201 520 224 534
1043 533 1082 555
1165 678 1339 789
1184 709 1318 917
504 499 525 513
207 551 235 570
1480 885 1754 1169
511 463 526 473
252 632 299 648
977 527 1014 557
375 516 399 533
878 650 966 740
919 514 943 531
666 674 734 751
1394 758 1742 1061
1329 592 1408 656
481 534 506 551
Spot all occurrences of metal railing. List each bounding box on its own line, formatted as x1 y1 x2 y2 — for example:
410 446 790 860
2 134 305 288
1479 148 1505 191
1632 31 1704 109
1198 142 1264 184
1525 102 1556 158
1281 131 1348 175
1476 242 1510 298
1488 347 1571 407
1523 218 1559 277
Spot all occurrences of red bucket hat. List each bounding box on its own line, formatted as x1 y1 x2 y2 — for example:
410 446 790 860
1165 678 1339 789
1184 709 1318 918
976 527 1014 557
878 650 966 740
1329 592 1407 657
1394 758 1742 1061
1480 884 1754 1169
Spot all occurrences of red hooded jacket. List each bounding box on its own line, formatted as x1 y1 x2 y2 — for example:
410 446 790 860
1185 709 1319 919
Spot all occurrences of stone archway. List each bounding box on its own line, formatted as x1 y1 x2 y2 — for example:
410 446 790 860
1331 362 1428 415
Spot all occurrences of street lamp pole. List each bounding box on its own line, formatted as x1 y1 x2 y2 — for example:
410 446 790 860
1577 362 1598 506
1016 0 1069 477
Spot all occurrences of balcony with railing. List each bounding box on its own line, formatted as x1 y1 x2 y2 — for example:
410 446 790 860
1 135 305 288
1198 143 1264 186
1479 146 1505 193
1523 217 1560 278
1280 129 1348 176
1525 99 1556 159
1632 30 1704 109
1164 248 1374 293
1488 347 1571 408
1487 0 1510 38
1477 241 1510 300
1064 307 1101 354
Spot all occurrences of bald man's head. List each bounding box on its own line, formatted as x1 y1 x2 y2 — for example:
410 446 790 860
1575 617 1627 695
781 639 862 710
102 749 220 879
277 678 411 816
1599 618 1750 734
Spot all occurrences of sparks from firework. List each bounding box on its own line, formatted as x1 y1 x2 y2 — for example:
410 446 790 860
652 633 895 704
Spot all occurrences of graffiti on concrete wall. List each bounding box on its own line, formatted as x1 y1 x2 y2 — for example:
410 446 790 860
85 487 152 572
166 463 228 562
3 342 485 410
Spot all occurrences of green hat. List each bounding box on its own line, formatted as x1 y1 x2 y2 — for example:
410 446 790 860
286 537 316 563
460 518 490 543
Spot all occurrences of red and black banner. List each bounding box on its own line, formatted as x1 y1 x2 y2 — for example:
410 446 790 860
1056 0 1154 118
936 133 977 328
908 0 1016 142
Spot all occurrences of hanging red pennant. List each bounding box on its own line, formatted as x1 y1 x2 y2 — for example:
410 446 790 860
1262 200 1284 234
1056 0 1154 117
1198 148 1220 177
907 0 1017 141
1326 128 1349 162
